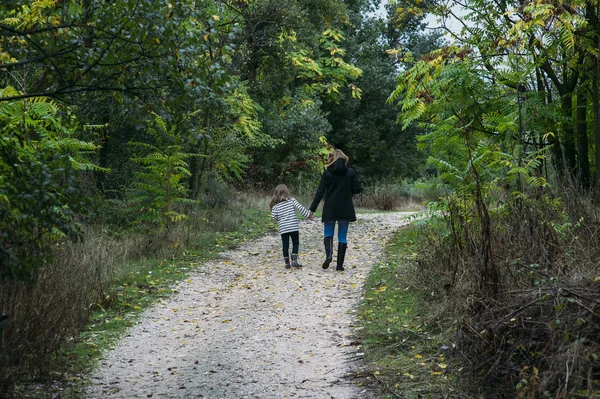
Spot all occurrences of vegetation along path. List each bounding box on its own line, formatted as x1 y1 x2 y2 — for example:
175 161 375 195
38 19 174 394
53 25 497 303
86 212 413 398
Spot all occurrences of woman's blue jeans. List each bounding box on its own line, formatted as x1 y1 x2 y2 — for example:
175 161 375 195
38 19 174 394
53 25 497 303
324 221 350 243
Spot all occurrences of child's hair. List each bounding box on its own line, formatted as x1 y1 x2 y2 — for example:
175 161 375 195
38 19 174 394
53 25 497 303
269 184 292 210
326 149 349 168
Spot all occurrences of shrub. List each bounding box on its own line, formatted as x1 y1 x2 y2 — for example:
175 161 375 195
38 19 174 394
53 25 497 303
0 226 142 392
355 180 434 211
410 189 600 398
0 91 103 281
201 174 231 209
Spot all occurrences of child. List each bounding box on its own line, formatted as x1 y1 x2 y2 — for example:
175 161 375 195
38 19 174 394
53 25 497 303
270 184 311 269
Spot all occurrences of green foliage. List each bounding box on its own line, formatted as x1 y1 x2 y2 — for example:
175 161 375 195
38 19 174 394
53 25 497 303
1 0 218 101
386 1 600 395
202 82 277 182
250 93 331 183
112 114 196 234
323 4 441 180
0 87 102 280
389 43 556 210
290 29 363 103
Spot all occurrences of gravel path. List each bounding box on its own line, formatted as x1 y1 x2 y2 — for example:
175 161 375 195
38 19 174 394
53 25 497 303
86 212 413 399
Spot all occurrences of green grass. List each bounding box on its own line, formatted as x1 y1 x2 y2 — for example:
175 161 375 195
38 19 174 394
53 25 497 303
357 222 474 399
53 207 272 395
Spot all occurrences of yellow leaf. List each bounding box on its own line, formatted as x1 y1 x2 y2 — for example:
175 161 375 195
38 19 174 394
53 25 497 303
155 37 160 44
414 354 422 359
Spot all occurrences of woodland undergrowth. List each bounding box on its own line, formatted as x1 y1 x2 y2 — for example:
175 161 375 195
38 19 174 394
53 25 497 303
411 186 600 398
0 190 271 397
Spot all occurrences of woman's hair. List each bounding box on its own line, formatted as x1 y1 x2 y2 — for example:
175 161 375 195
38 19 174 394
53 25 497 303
326 149 349 168
269 184 292 210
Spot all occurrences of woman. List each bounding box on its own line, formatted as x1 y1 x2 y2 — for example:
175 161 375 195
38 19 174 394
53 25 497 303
309 149 361 271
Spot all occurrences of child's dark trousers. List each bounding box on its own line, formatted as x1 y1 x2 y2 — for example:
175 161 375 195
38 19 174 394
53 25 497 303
281 231 300 258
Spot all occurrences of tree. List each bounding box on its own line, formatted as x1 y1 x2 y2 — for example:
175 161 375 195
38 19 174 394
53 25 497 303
0 88 102 280
219 0 364 184
425 0 600 186
324 0 442 181
0 0 197 102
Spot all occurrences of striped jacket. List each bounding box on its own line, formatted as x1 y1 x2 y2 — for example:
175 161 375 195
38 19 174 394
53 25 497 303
271 198 310 234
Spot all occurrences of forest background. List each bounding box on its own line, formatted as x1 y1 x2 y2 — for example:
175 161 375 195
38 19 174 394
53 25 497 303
1 0 599 398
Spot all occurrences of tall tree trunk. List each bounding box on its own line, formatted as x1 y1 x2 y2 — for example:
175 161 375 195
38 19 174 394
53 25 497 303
538 68 564 173
95 123 109 192
465 132 498 298
577 89 590 188
188 113 211 200
589 1 600 192
594 55 600 191
188 151 199 200
562 94 578 179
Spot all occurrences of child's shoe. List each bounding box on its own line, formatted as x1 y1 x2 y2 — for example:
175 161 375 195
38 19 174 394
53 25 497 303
284 257 291 269
291 253 303 267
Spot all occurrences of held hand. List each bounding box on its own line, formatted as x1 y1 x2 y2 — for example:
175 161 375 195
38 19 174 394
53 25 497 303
309 211 314 219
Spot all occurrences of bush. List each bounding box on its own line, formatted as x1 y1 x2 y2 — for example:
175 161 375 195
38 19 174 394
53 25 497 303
0 226 142 392
410 189 600 398
355 179 439 211
201 174 231 209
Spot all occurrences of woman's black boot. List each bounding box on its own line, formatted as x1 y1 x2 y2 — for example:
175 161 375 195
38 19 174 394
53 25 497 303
336 243 347 271
322 236 333 269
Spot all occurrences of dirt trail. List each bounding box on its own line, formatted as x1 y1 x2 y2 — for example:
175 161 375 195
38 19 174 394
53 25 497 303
86 212 413 399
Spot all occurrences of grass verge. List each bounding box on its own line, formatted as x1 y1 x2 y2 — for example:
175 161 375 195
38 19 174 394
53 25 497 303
357 221 478 399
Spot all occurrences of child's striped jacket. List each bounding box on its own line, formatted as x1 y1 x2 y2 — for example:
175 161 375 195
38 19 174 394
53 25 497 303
271 198 310 234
